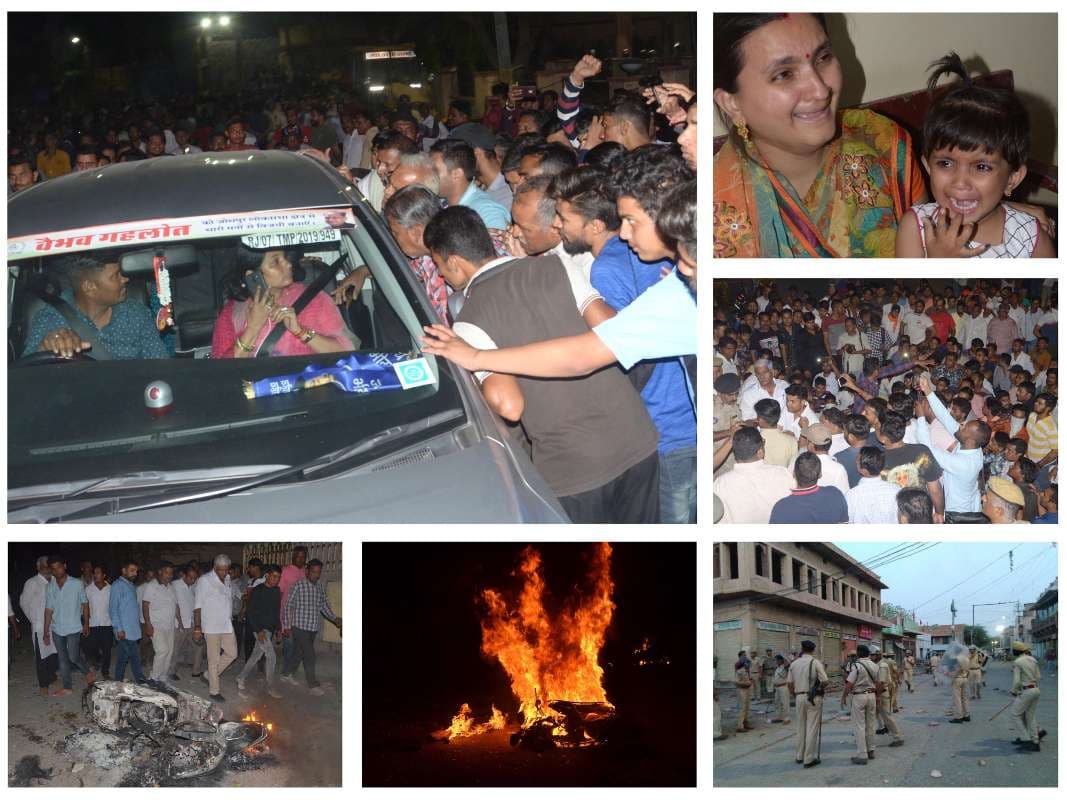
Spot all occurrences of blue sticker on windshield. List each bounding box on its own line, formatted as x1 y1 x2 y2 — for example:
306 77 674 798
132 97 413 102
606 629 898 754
393 358 436 390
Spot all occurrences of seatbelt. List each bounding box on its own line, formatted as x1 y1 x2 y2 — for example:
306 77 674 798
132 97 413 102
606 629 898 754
41 296 114 360
257 254 347 358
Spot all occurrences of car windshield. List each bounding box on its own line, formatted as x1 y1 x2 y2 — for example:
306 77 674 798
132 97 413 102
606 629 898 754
8 206 463 495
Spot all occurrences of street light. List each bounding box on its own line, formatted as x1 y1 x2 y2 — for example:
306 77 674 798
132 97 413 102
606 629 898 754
70 36 81 44
219 15 231 27
200 17 212 29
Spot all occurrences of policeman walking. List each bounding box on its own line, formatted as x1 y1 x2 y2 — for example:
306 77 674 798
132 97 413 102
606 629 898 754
1010 641 1041 752
929 651 941 687
870 645 905 746
787 639 828 768
903 652 915 692
841 644 880 765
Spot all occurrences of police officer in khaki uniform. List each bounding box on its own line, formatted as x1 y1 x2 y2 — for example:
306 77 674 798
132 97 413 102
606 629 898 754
762 648 776 698
772 654 791 723
841 644 880 764
870 645 905 746
887 657 901 712
734 649 754 732
714 655 727 741
714 374 742 475
929 652 942 687
1010 641 1041 752
950 647 971 723
788 639 828 768
968 645 982 699
903 653 915 692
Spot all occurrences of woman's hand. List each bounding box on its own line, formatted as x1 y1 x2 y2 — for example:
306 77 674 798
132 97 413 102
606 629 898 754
246 286 273 334
269 304 303 335
924 207 990 258
421 324 480 371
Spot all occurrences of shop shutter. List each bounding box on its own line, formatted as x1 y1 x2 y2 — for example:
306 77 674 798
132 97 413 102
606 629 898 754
822 632 843 677
714 628 742 682
758 628 791 660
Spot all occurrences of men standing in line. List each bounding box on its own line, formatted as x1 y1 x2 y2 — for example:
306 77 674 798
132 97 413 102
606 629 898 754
42 556 94 697
772 654 791 724
193 554 237 702
903 652 916 693
109 559 146 684
788 639 828 768
1010 641 1042 752
19 556 57 697
142 561 180 684
870 645 905 747
84 565 112 680
840 644 880 765
930 651 942 687
733 648 753 733
968 645 983 699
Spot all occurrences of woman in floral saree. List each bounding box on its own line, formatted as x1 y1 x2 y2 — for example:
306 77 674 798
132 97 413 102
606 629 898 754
714 13 926 257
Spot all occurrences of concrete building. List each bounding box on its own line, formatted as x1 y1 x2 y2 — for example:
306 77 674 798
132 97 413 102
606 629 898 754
713 542 887 682
1031 580 1057 661
919 624 962 656
915 632 932 660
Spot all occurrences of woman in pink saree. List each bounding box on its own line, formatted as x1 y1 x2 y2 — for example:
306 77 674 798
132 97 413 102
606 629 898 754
211 249 352 358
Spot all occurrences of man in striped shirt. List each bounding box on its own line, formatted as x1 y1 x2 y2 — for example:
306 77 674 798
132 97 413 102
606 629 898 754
1025 394 1057 467
280 559 341 696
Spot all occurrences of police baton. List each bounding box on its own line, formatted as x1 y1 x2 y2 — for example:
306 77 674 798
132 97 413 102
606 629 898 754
988 698 1015 722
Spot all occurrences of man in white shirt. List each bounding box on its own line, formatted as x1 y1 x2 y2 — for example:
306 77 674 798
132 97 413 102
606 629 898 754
19 556 57 696
789 424 851 496
713 428 794 523
1009 339 1035 374
341 116 364 170
740 360 789 421
781 384 820 438
961 304 992 348
172 563 199 682
716 338 739 376
845 447 901 524
193 555 237 701
143 562 181 683
85 565 113 679
901 299 934 346
837 318 866 375
136 569 156 625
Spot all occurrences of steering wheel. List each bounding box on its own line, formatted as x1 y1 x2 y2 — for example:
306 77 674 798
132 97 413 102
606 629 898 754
14 350 98 367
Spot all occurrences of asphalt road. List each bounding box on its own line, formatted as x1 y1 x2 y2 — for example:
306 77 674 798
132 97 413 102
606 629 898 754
714 660 1057 787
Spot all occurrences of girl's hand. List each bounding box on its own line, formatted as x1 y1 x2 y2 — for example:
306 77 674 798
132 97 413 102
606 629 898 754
421 324 480 371
924 207 990 258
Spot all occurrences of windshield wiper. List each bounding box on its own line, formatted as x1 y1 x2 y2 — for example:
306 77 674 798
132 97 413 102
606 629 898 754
37 408 464 522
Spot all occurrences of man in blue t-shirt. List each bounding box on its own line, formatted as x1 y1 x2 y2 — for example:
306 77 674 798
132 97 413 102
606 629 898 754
770 452 849 524
554 162 696 523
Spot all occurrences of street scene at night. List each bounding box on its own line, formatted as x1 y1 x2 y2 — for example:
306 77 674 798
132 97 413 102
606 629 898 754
714 542 1057 787
363 542 695 786
7 12 697 525
7 541 342 787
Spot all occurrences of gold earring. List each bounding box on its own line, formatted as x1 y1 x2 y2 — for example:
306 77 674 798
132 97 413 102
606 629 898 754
735 118 750 144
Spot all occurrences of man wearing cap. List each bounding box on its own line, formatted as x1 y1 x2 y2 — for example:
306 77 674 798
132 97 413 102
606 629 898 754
788 639 827 768
1010 641 1042 752
983 476 1027 523
449 123 513 211
790 424 851 496
714 428 794 523
734 649 754 733
841 644 881 764
754 399 799 468
771 654 791 723
713 374 742 475
903 652 916 692
771 452 848 524
967 645 983 699
870 646 905 745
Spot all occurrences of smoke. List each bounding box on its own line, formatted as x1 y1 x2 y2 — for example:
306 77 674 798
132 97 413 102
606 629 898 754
940 642 971 678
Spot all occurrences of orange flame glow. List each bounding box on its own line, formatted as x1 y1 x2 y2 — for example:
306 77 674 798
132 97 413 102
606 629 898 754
241 710 274 732
445 703 507 739
444 543 615 743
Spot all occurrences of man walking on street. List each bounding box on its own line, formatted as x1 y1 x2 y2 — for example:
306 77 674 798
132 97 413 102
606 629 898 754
841 644 880 765
142 562 180 684
279 547 308 676
237 564 284 699
733 649 754 732
171 563 198 682
109 559 146 684
84 565 112 679
788 639 828 768
930 652 942 687
42 556 95 696
1010 641 1042 752
280 559 341 696
871 646 905 746
20 556 57 697
193 555 237 702
903 653 915 693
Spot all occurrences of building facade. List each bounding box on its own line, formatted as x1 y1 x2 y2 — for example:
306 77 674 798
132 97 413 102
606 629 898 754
1031 580 1057 661
713 543 888 682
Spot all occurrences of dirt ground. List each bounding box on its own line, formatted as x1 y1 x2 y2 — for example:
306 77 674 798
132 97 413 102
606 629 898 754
6 633 342 787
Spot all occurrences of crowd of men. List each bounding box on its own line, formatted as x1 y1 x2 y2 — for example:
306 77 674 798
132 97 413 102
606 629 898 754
9 54 698 525
11 546 340 702
713 280 1058 524
714 639 1045 770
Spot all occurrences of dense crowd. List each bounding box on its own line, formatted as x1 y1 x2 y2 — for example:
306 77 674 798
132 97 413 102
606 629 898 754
10 54 698 525
713 280 1058 524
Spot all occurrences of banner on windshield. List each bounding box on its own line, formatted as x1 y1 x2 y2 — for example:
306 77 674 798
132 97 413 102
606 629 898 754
7 207 356 262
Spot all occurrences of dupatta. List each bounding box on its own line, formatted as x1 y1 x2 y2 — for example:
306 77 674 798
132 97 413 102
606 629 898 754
714 108 925 258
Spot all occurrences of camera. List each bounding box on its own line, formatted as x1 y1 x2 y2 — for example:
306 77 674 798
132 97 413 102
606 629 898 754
639 72 665 89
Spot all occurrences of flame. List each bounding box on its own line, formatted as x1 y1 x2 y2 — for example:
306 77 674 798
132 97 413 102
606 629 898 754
241 710 274 732
445 703 507 740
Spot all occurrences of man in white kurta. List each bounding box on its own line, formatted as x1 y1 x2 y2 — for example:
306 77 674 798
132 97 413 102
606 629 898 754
19 556 57 696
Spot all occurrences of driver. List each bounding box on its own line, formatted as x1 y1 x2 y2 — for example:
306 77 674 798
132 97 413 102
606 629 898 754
24 252 170 360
